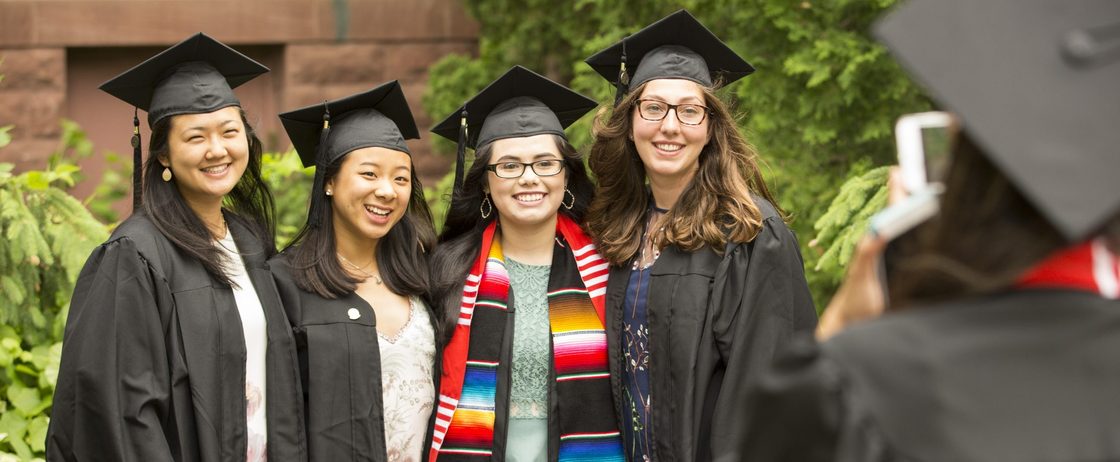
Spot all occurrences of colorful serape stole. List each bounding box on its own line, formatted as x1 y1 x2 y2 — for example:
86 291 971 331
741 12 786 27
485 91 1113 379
431 215 624 461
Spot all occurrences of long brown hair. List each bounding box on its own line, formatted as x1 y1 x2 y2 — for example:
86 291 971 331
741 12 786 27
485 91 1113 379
887 131 1120 308
586 81 779 266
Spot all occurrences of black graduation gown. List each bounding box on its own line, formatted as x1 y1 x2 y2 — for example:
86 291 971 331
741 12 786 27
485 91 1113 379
604 198 818 461
269 254 439 462
743 289 1120 462
46 212 306 462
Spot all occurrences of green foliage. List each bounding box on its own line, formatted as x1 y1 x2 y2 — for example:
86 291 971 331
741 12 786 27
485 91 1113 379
0 326 57 462
424 161 462 234
48 119 130 225
0 126 12 150
260 150 314 247
0 91 104 458
810 165 889 287
0 163 108 345
424 0 932 308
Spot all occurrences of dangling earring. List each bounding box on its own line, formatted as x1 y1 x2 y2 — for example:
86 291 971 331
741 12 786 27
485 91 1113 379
480 195 493 219
562 188 575 210
161 167 173 182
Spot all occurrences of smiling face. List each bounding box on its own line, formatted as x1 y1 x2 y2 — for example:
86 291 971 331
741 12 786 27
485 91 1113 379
485 134 568 232
327 146 413 247
630 79 712 189
162 106 249 208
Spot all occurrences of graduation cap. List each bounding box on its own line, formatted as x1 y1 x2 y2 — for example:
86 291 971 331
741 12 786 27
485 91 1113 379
430 65 597 196
278 80 419 227
99 32 269 209
585 9 755 104
875 0 1120 241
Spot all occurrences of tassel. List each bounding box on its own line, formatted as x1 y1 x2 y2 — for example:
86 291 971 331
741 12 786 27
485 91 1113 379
453 109 468 197
131 108 142 210
309 105 332 228
614 36 630 106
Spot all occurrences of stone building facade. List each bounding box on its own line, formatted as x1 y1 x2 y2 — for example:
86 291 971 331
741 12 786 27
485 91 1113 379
0 0 478 203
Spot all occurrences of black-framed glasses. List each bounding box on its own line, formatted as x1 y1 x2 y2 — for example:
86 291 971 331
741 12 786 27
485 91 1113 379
485 159 565 179
636 99 711 125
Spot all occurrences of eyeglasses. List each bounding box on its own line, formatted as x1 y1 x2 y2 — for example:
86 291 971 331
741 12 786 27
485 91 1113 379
636 99 711 126
485 159 565 179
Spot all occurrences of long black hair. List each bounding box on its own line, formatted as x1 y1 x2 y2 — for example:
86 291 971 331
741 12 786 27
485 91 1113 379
282 151 437 302
430 134 594 344
141 108 275 287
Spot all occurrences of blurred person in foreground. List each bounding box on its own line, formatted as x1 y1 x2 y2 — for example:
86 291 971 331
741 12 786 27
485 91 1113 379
743 1 1120 461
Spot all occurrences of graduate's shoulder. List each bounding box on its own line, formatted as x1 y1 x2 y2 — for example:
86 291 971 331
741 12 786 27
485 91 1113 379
749 194 784 224
102 212 178 273
266 249 296 281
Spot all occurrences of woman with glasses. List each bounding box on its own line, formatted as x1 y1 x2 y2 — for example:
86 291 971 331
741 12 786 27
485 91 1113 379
583 10 817 461
427 66 625 461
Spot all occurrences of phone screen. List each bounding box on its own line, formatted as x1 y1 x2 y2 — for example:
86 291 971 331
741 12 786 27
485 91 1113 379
921 125 953 184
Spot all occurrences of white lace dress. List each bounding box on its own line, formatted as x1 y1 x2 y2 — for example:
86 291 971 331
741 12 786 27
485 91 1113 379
378 296 436 462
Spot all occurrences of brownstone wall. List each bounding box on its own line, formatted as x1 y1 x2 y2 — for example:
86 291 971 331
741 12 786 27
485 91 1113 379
0 0 478 209
0 48 66 171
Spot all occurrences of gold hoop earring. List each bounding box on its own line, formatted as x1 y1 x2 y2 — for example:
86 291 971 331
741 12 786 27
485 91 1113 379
562 188 575 210
162 167 173 182
480 195 493 219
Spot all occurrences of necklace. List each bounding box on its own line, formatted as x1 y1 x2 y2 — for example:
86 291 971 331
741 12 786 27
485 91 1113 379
337 253 383 284
209 212 229 240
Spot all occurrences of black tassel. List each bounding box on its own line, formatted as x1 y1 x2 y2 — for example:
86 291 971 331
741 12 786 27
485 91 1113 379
452 109 468 197
309 106 332 228
614 36 630 106
131 108 142 211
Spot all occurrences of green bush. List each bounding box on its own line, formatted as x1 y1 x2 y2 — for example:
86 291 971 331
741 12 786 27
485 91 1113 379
0 118 107 460
261 150 313 247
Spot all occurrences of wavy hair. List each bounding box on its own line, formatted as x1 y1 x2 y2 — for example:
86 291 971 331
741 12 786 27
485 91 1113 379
282 151 437 302
586 81 780 266
142 108 275 287
430 135 594 344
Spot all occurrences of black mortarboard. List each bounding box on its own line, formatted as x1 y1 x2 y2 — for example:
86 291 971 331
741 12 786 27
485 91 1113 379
430 65 597 195
278 80 419 227
585 9 755 103
875 0 1120 241
98 32 268 209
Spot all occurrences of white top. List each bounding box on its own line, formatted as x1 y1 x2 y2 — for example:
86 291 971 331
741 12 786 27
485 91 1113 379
216 229 269 461
378 297 436 462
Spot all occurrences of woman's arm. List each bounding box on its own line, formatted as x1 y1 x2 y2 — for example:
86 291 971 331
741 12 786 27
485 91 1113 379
708 217 818 461
47 238 175 461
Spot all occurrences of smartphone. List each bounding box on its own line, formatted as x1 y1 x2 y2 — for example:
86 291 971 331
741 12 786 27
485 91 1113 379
895 111 956 194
